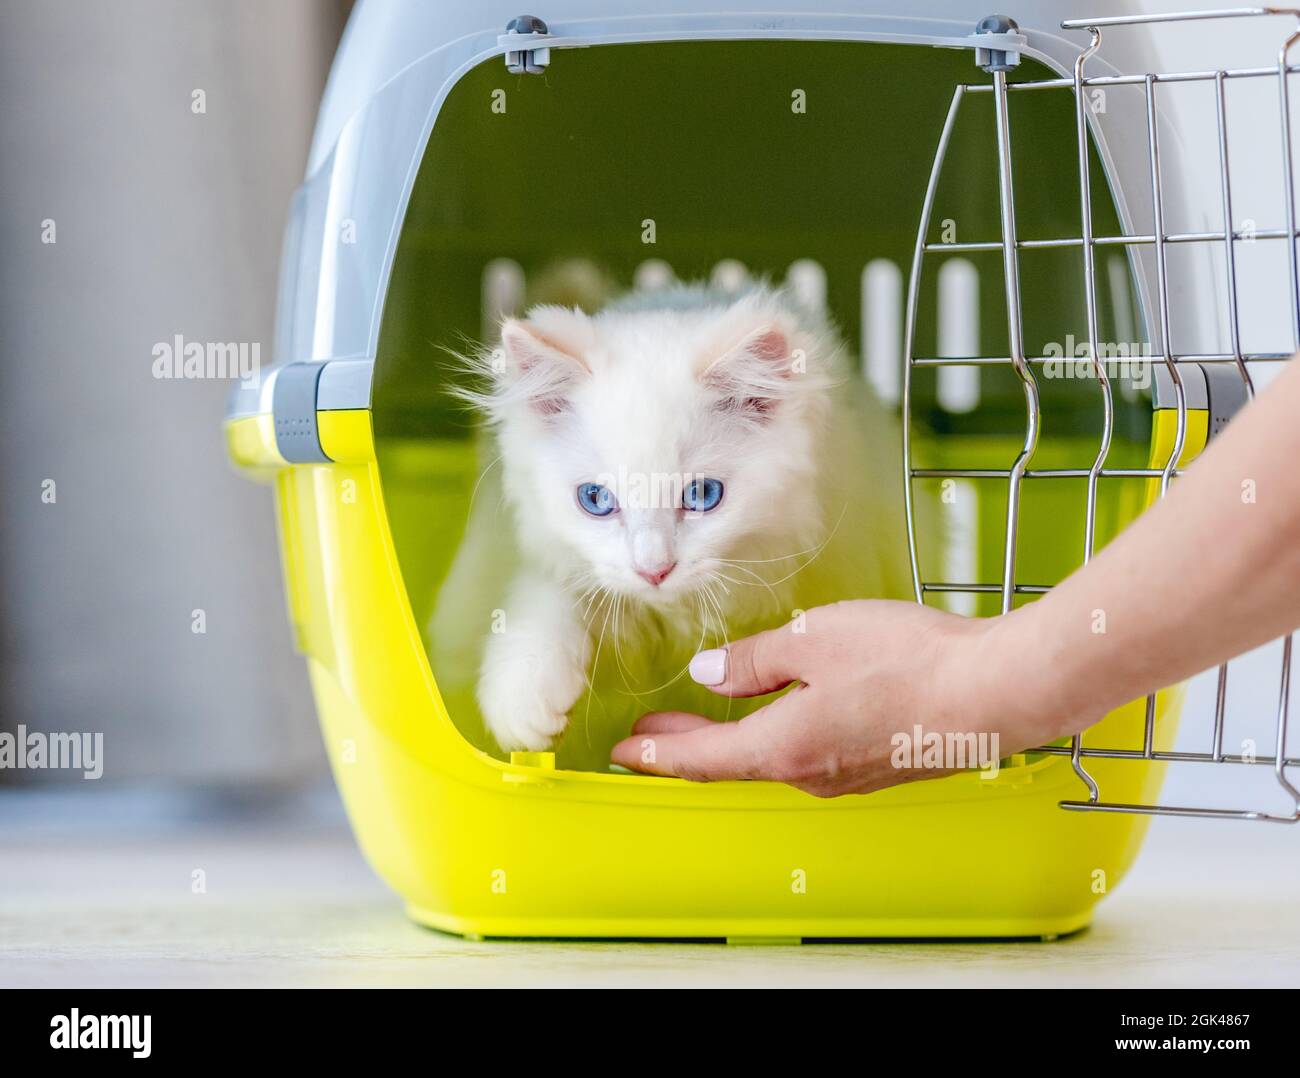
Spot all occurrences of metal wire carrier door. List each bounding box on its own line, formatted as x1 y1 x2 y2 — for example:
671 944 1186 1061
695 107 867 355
902 8 1300 822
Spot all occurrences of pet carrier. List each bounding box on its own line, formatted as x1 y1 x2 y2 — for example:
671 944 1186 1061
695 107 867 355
226 1 1297 940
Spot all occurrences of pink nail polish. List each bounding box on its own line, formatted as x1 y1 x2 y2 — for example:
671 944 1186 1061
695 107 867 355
689 648 727 686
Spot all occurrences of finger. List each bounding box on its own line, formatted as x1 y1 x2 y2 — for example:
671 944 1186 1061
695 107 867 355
611 714 770 782
688 624 810 698
631 711 718 735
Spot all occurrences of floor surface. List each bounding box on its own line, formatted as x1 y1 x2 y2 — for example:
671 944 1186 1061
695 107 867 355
1 786 1297 988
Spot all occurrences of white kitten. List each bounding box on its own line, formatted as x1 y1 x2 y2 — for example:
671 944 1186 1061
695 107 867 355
456 284 913 753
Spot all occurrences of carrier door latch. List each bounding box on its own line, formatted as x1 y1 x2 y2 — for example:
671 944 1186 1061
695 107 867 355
503 15 551 74
973 14 1026 72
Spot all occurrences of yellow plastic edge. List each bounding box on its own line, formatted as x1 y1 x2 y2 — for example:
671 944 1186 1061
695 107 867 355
1146 406 1210 504
224 413 284 481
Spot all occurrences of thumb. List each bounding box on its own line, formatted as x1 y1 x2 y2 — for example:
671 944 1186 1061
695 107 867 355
688 623 809 698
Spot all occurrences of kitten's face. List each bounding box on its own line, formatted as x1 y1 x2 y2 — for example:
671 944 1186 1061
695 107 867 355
491 294 827 605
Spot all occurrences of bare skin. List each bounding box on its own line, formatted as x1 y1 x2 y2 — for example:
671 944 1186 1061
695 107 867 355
611 358 1300 797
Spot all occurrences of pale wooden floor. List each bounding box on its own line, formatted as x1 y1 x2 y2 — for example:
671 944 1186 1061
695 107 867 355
1 787 1297 987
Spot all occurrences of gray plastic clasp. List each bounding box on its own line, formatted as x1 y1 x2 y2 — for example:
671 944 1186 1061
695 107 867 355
974 14 1024 73
272 361 329 463
504 15 551 74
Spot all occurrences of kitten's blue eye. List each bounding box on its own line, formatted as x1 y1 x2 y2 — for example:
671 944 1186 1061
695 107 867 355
576 482 617 517
683 478 724 513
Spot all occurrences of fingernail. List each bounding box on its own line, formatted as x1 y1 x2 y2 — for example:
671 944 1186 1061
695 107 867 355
689 648 727 686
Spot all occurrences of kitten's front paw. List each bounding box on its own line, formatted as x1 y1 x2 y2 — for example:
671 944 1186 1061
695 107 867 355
478 643 587 752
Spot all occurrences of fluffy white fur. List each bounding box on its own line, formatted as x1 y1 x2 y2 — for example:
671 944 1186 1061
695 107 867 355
450 284 913 752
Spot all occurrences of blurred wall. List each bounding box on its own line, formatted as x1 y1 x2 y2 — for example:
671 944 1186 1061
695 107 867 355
0 0 351 785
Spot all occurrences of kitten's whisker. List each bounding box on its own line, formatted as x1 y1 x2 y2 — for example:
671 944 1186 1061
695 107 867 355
573 573 611 623
761 541 833 588
689 590 711 652
699 577 731 649
613 665 692 696
606 593 692 697
571 582 600 615
698 583 718 643
581 586 606 622
717 545 823 566
579 588 611 688
580 588 612 691
611 594 650 699
699 576 736 724
572 587 612 750
611 594 641 695
712 562 783 610
583 589 617 730
712 569 784 617
727 503 849 590
719 507 848 568
691 592 709 655
468 453 503 513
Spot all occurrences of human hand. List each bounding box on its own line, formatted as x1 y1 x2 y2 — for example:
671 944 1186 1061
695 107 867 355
610 599 1058 797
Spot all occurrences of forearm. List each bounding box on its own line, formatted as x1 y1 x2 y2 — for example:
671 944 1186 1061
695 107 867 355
986 359 1300 745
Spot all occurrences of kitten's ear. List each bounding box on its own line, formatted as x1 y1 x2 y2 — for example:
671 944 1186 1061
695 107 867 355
701 321 794 419
497 315 591 416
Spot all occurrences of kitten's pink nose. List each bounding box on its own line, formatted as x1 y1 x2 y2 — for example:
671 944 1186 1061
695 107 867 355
636 562 677 587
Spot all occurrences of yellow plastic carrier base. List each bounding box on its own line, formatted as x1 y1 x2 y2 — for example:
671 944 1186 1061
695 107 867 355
227 407 1194 941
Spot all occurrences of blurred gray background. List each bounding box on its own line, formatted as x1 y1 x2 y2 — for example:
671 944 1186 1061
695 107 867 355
0 0 351 789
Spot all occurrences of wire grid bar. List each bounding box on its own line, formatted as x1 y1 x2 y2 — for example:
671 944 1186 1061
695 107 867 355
966 65 1300 89
912 353 1294 365
901 8 1299 822
925 227 1300 249
913 467 1180 477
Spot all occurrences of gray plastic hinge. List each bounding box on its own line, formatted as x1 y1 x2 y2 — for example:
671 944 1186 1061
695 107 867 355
1152 361 1208 412
974 14 1025 73
1151 362 1251 440
272 361 330 463
504 15 551 74
1203 364 1252 439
